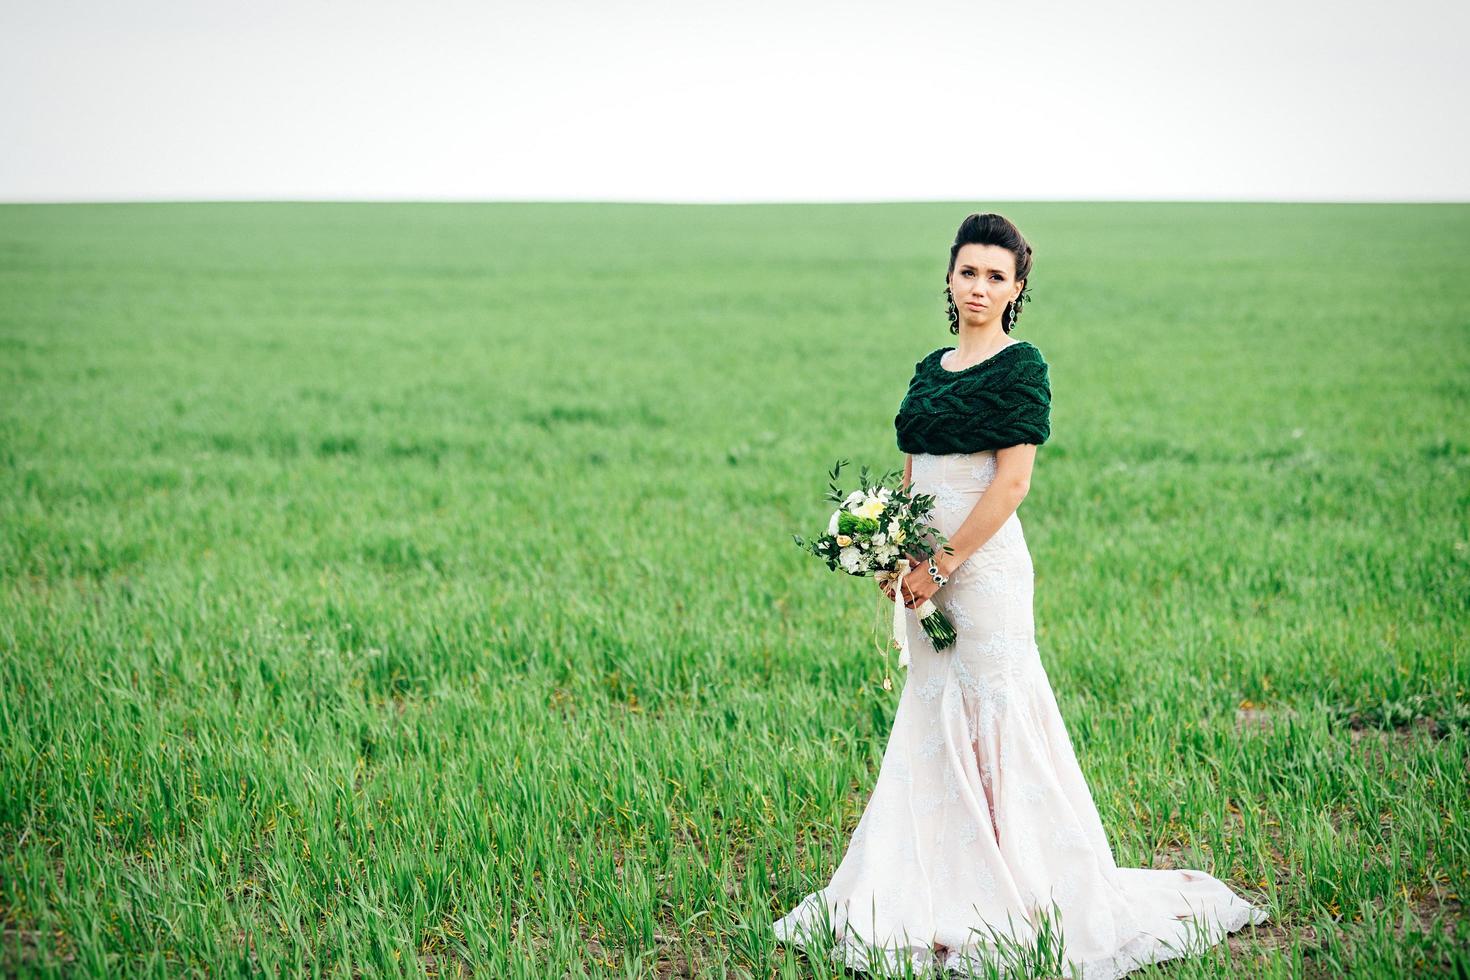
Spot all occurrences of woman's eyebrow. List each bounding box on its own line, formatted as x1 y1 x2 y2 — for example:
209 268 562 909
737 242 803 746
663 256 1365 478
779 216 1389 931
960 265 1006 273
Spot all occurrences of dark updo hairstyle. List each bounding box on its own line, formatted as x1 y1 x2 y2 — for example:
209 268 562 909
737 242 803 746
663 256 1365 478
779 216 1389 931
944 212 1033 335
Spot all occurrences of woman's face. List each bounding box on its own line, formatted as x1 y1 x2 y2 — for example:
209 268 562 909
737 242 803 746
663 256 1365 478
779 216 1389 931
949 243 1023 329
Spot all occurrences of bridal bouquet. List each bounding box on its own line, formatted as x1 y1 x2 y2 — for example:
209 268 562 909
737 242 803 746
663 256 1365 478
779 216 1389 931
793 460 958 680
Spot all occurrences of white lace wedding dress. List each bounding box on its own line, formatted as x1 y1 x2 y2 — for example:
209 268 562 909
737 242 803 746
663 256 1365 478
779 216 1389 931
774 450 1268 978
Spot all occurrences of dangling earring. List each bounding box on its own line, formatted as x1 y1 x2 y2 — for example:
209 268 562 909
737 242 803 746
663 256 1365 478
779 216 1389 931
945 287 959 334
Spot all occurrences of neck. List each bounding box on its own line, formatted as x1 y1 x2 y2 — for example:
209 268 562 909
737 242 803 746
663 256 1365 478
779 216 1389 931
952 320 1010 359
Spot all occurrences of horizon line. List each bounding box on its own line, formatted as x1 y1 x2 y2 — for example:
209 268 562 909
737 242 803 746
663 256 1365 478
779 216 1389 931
2 195 1467 206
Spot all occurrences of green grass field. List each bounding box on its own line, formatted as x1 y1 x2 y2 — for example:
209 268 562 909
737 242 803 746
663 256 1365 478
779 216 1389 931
2 201 1467 978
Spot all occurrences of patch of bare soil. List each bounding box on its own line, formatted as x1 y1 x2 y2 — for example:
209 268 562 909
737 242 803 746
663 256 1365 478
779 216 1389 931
1234 704 1299 735
1347 714 1448 749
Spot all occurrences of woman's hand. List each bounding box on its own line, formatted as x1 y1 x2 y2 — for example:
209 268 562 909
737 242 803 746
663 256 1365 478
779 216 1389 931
897 562 940 609
880 554 943 609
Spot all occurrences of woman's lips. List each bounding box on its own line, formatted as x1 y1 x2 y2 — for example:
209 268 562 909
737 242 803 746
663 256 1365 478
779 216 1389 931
965 303 985 310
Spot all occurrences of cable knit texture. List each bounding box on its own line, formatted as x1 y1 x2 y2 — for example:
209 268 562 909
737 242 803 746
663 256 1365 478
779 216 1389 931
894 341 1051 454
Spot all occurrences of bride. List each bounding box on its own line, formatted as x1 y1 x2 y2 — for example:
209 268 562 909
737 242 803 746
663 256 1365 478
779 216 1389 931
773 213 1268 978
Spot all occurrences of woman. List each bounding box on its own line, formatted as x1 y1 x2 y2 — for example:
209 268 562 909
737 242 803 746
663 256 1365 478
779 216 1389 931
773 213 1267 977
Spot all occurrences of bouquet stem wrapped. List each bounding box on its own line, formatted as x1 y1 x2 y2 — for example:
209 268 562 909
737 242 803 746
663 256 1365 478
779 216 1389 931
876 556 959 669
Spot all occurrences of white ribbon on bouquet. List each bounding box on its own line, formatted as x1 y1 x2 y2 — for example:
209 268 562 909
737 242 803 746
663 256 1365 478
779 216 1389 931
876 557 939 671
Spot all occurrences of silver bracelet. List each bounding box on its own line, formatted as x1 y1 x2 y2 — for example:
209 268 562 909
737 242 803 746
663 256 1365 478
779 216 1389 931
927 558 948 587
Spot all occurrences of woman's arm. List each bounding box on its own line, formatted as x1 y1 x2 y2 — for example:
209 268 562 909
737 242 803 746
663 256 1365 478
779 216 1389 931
931 444 1037 577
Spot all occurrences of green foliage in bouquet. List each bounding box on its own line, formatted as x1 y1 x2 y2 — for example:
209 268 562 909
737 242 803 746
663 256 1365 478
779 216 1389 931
791 458 954 574
792 458 960 655
837 512 881 536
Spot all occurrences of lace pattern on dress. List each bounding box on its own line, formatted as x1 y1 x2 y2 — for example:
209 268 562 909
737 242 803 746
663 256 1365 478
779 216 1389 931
775 449 1269 978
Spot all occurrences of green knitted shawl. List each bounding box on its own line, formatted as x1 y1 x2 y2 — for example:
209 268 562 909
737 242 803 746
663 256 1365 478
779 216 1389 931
894 341 1051 454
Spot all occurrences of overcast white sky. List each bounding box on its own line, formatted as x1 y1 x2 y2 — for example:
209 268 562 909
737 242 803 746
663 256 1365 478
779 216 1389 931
2 0 1466 202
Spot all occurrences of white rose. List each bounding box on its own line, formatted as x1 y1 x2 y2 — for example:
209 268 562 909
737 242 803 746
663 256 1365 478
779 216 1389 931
855 496 885 520
838 546 863 572
827 509 842 535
